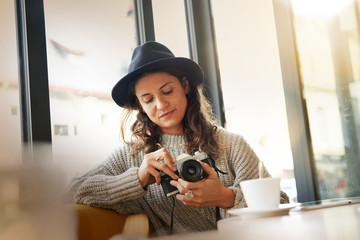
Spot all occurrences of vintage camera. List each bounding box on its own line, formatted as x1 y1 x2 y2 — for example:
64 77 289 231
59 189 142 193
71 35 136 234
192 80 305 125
161 152 213 197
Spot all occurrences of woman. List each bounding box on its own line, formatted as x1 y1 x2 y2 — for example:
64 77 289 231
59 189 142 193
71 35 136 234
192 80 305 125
68 41 289 236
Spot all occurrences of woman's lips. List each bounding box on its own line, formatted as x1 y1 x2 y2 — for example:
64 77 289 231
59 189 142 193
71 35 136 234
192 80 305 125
160 110 175 118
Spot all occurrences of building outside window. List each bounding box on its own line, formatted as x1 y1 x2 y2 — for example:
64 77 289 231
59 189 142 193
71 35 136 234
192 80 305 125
44 0 137 181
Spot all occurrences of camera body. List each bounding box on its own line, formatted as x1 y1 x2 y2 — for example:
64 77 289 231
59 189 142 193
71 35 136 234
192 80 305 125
161 152 212 197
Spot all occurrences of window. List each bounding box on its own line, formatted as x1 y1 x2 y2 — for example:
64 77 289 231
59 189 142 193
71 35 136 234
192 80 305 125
0 0 22 168
44 0 137 181
290 0 360 198
152 0 190 57
212 0 297 202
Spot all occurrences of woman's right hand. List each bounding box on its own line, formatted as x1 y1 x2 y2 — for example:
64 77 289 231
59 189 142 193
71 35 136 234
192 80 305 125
138 147 179 187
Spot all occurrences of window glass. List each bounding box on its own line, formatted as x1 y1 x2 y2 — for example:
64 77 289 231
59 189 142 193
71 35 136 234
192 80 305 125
291 0 360 198
0 1 23 235
44 0 137 182
212 0 297 202
0 0 22 168
152 0 190 57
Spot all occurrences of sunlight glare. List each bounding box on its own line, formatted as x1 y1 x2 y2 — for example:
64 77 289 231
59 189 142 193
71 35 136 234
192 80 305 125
291 0 353 19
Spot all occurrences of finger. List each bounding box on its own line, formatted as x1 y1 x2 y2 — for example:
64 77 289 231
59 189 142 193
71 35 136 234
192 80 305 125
176 194 202 207
152 161 179 180
198 160 217 178
177 178 197 191
163 156 176 171
170 180 188 194
148 168 162 185
170 180 178 187
156 148 176 171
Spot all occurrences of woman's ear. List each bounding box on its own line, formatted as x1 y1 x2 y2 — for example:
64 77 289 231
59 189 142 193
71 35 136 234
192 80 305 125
182 78 190 94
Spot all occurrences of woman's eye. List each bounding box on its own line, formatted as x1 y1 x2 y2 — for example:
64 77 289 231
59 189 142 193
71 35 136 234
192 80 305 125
144 98 153 104
163 89 173 95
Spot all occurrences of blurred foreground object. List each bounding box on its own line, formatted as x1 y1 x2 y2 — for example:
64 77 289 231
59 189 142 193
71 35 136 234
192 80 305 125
0 142 153 240
0 152 76 239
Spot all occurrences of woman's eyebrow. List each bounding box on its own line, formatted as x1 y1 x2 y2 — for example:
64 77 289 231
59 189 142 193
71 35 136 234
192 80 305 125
159 81 172 90
140 93 150 98
139 81 173 98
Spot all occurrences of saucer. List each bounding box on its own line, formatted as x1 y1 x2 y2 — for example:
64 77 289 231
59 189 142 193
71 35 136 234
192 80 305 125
228 203 299 219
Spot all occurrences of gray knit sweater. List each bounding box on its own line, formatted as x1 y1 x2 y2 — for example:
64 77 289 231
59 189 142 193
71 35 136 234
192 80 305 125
68 127 289 236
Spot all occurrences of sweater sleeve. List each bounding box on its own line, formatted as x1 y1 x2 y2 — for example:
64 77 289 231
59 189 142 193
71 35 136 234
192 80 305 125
217 129 289 217
66 146 147 209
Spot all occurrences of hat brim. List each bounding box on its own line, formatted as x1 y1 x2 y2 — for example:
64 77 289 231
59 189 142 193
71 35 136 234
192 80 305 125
112 57 204 107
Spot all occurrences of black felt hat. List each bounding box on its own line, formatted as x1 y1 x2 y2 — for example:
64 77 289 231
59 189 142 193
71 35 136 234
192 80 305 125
111 41 204 107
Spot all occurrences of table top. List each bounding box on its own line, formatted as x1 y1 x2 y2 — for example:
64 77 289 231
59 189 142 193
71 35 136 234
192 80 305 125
218 202 360 240
153 202 360 240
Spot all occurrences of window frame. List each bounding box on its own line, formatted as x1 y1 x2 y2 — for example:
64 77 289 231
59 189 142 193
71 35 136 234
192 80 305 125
15 0 52 152
272 0 318 202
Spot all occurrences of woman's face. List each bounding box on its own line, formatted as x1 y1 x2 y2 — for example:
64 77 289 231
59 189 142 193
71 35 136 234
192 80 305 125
135 72 189 135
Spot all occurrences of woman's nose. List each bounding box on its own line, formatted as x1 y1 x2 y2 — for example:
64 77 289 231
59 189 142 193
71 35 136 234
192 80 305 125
155 97 168 109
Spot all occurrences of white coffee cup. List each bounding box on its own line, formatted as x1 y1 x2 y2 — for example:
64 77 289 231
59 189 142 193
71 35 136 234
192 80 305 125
240 177 280 210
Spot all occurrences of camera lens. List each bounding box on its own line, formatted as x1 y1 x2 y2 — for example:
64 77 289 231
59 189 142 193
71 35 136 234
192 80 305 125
179 159 204 182
187 166 196 175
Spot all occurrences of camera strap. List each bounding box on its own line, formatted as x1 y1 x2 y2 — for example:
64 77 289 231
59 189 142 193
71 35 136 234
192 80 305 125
170 195 176 234
208 156 227 222
209 156 228 175
216 207 221 222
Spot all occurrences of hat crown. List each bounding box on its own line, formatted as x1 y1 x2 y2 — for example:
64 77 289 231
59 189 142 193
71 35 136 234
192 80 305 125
129 42 175 73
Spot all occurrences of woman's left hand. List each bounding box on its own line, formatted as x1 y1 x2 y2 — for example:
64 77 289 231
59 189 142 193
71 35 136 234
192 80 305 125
170 161 235 208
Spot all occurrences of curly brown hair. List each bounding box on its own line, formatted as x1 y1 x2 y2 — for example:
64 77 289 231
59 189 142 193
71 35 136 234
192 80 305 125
119 68 222 160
